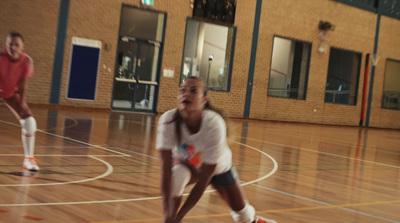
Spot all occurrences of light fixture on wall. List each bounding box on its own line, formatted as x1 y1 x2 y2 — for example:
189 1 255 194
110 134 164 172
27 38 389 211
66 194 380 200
318 21 334 53
318 33 328 53
206 54 214 86
104 43 111 51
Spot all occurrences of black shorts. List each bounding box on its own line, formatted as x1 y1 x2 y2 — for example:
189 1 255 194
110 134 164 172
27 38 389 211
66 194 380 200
210 167 238 186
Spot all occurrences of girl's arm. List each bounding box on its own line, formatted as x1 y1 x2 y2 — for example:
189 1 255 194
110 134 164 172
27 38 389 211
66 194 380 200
16 76 31 118
174 163 216 222
160 149 173 223
17 76 28 104
18 56 33 106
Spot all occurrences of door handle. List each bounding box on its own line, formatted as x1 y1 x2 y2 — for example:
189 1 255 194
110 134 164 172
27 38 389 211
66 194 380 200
138 58 141 67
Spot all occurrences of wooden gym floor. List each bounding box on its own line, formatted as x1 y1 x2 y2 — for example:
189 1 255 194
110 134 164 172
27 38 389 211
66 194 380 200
0 104 399 223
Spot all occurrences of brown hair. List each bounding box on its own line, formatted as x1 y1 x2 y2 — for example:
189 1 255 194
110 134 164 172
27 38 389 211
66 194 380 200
8 32 24 42
169 76 225 144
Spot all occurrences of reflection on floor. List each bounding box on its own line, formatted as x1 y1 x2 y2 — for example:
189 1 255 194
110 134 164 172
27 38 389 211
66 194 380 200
0 104 398 223
112 99 150 110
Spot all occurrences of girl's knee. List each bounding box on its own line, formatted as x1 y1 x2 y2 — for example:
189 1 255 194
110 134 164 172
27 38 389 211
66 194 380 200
171 164 191 196
20 116 37 136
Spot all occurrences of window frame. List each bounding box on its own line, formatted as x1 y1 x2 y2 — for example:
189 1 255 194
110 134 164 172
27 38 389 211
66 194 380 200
381 58 400 111
179 18 236 92
267 35 312 100
324 47 362 106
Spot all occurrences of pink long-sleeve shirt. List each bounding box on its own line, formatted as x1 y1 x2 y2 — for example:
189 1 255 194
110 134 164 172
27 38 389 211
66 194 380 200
0 50 33 99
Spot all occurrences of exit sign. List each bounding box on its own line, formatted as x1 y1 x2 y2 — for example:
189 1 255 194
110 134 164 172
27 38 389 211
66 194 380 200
141 0 153 5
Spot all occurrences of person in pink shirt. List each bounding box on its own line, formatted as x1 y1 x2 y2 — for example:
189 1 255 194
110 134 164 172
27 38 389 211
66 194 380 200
0 32 39 171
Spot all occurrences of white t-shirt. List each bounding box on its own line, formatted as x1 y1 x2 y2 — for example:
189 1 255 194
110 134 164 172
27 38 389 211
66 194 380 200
156 109 232 175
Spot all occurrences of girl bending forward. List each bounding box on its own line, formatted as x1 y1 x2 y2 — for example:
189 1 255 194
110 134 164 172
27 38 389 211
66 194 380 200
156 77 277 223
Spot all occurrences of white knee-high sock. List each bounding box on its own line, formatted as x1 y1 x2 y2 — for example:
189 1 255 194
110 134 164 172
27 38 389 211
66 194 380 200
22 135 35 157
20 117 37 158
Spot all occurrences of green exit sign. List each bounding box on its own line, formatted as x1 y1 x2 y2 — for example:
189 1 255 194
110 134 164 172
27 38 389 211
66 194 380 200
141 0 153 5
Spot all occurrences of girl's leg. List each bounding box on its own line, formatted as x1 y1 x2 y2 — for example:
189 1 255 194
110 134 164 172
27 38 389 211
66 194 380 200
5 95 38 171
213 182 277 223
213 182 247 211
171 196 182 218
170 164 198 217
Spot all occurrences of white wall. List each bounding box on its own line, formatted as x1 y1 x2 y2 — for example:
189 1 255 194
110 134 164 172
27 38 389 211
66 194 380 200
270 37 294 95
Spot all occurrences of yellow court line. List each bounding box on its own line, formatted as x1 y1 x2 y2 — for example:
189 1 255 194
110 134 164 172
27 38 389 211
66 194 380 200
257 199 400 214
91 199 400 223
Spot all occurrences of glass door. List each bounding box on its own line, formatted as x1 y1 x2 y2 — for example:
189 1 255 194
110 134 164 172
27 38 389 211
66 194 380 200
112 37 160 112
112 6 165 112
113 38 138 109
134 40 159 110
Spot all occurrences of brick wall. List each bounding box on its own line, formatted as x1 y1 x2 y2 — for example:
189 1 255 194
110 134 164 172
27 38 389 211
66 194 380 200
368 16 400 129
57 0 194 109
1 0 399 128
251 0 377 126
0 0 59 104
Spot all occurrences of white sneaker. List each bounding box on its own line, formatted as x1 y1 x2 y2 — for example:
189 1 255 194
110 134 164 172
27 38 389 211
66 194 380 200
255 216 277 223
23 157 39 171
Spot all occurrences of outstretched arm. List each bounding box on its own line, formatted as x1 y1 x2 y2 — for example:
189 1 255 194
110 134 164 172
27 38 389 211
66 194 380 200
17 76 28 104
18 56 33 106
174 163 216 222
160 149 173 223
13 76 33 119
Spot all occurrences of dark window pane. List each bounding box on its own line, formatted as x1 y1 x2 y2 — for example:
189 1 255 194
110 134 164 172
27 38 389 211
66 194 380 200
120 6 164 42
382 60 400 110
193 0 236 24
325 48 361 105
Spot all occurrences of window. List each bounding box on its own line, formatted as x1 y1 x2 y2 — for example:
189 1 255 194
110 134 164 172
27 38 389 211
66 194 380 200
268 36 311 99
112 6 165 112
333 0 378 12
382 59 400 110
120 6 163 42
180 19 236 91
325 48 361 105
193 0 236 24
334 0 400 20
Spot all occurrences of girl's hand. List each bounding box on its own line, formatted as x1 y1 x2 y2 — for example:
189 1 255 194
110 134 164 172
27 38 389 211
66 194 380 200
173 215 183 223
163 216 174 223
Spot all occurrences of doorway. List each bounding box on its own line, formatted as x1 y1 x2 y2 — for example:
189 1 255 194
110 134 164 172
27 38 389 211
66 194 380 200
112 6 165 112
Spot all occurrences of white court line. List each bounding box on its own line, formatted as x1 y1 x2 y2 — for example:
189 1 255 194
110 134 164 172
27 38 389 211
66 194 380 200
0 145 94 148
37 129 130 157
0 156 113 187
0 120 131 157
252 184 400 223
237 125 400 150
0 141 278 207
0 154 126 157
241 137 400 169
231 141 278 186
240 138 400 222
1 116 398 221
110 147 160 160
